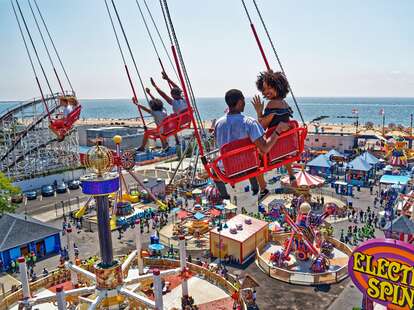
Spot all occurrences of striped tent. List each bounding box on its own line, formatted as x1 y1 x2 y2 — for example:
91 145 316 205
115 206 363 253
281 170 325 188
203 185 221 201
389 156 408 167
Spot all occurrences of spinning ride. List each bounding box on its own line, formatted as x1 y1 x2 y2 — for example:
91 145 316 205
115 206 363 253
385 137 413 167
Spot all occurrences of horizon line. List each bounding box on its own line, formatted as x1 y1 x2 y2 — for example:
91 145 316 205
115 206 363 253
2 95 414 102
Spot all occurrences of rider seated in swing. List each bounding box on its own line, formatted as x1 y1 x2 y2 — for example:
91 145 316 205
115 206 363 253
214 89 290 201
252 70 295 183
137 99 170 152
58 96 79 121
146 71 188 146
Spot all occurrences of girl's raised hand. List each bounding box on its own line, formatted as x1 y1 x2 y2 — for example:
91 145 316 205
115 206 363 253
251 95 264 115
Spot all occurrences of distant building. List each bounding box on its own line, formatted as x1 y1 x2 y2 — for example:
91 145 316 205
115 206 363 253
0 213 61 269
129 174 166 198
85 126 144 150
305 133 355 153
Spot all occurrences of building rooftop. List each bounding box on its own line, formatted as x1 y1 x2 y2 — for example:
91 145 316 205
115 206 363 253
0 213 61 252
210 214 268 243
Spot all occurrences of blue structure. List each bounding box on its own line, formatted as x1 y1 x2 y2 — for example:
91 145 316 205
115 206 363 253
360 152 380 170
306 154 334 176
380 175 410 193
346 156 373 187
333 181 353 196
0 213 61 270
325 149 345 160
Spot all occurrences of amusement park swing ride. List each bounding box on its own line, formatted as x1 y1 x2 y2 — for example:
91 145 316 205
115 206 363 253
1 0 81 181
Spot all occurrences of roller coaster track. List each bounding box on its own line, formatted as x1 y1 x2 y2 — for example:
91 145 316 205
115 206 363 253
0 92 68 121
5 136 60 169
0 91 79 181
0 104 61 163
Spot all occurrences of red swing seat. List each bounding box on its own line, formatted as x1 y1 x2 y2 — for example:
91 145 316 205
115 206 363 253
145 108 192 140
208 120 307 186
49 105 82 140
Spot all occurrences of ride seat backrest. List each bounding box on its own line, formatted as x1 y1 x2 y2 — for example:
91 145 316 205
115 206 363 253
69 106 82 123
220 137 260 178
266 120 300 163
160 115 179 135
180 110 192 127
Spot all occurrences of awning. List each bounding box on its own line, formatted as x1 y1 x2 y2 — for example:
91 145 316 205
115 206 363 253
194 212 205 220
149 243 165 251
215 204 225 210
380 175 410 185
224 203 238 211
209 209 221 217
281 170 325 187
177 210 189 219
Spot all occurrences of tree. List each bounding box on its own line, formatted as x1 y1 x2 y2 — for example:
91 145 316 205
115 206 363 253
0 172 20 215
388 123 396 130
365 121 374 129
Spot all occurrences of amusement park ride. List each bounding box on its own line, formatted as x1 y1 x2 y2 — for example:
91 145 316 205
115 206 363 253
2 0 81 181
384 136 414 167
16 143 197 309
104 0 308 191
269 202 338 273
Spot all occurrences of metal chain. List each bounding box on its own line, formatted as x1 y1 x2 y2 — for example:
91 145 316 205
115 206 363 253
27 0 64 94
161 0 206 140
110 0 150 105
15 0 54 96
33 0 74 94
252 0 305 125
143 0 179 81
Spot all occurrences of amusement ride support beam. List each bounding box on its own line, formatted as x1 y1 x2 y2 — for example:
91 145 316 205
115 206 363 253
121 250 137 274
124 268 181 285
134 219 144 274
18 257 30 300
179 235 189 297
55 285 67 310
153 269 163 310
65 262 96 282
119 287 156 309
87 291 105 310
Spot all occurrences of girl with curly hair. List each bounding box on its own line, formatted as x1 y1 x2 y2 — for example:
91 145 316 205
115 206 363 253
252 70 295 182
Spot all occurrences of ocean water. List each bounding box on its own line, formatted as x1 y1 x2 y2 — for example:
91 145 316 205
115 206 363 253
1 97 413 126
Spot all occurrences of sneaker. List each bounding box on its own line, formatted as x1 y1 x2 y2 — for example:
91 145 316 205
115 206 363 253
258 189 270 203
252 189 259 196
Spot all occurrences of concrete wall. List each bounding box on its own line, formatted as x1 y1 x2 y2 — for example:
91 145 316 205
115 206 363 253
305 134 355 152
14 169 85 191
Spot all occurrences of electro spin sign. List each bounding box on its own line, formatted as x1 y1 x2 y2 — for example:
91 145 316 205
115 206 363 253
348 239 414 309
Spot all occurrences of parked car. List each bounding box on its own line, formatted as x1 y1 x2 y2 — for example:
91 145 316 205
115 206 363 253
41 185 55 197
56 182 68 194
11 193 23 203
24 191 38 200
68 180 80 190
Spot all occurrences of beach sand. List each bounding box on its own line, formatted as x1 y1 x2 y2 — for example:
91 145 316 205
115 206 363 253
75 118 406 136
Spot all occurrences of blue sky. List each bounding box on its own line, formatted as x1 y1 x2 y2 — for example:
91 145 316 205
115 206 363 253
1 0 413 100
